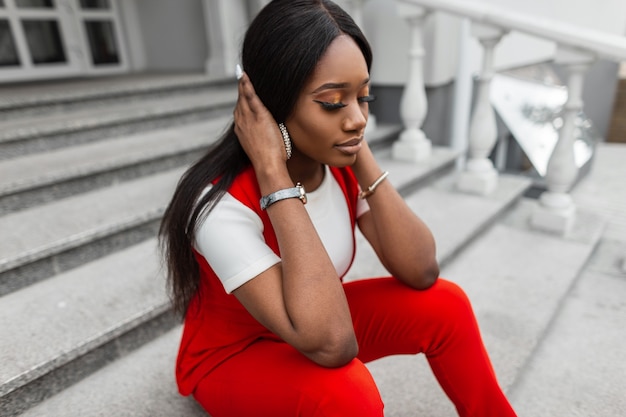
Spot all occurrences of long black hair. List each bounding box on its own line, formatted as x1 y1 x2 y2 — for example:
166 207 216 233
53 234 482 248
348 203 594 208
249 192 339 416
159 0 373 317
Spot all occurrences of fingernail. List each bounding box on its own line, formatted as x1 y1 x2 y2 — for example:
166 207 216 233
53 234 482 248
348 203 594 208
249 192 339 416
235 64 243 80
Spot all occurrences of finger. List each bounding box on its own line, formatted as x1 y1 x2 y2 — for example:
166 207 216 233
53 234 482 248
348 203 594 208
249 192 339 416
240 73 257 104
239 75 268 116
235 73 252 116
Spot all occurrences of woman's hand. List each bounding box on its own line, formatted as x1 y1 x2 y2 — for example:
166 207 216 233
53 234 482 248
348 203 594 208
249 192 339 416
233 72 289 169
229 70 358 367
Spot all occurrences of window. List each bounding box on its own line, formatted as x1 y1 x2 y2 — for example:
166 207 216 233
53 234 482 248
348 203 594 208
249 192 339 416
15 0 54 9
0 20 20 66
79 0 110 10
84 20 119 65
22 19 66 64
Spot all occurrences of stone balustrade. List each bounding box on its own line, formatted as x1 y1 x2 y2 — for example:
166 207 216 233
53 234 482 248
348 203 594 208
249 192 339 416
394 0 626 235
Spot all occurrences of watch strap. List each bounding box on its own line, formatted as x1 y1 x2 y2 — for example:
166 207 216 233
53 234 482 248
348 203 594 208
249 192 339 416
260 183 307 210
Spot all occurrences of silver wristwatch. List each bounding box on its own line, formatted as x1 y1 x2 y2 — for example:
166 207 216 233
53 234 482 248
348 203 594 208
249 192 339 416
260 183 307 210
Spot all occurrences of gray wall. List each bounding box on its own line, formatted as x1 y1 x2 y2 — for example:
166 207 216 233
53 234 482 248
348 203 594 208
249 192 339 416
135 0 208 71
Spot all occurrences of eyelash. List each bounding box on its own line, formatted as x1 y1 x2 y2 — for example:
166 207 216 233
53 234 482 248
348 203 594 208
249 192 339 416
315 94 376 111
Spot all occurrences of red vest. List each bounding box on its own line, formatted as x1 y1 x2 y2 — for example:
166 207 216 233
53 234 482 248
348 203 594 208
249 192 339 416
176 165 360 395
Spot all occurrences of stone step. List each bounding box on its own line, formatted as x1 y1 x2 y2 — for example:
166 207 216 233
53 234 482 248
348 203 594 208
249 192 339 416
0 117 230 215
346 171 533 279
0 84 237 160
0 167 184 296
0 147 456 416
508 238 626 417
508 142 626 417
12 164 536 417
0 73 233 121
365 199 605 417
0 124 403 296
17 326 203 417
0 239 176 417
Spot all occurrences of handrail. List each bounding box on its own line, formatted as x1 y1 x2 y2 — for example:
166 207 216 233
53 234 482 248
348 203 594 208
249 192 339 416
397 0 626 62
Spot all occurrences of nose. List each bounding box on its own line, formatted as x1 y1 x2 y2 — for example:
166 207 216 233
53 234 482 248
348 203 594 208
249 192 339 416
341 102 368 133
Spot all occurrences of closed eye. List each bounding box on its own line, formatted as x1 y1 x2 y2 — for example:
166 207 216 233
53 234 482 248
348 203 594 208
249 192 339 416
314 95 375 111
314 100 347 110
358 94 376 103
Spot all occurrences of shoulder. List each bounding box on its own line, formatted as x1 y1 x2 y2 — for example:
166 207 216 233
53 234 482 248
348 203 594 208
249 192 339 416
222 166 263 212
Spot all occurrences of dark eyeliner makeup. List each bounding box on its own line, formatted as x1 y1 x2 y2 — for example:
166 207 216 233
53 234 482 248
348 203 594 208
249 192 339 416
358 94 376 103
314 100 347 110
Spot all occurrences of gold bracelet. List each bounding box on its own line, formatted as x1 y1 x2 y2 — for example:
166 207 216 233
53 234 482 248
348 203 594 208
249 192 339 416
359 171 389 199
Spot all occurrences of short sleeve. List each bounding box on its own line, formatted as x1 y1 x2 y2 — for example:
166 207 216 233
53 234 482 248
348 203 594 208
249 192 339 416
194 193 281 293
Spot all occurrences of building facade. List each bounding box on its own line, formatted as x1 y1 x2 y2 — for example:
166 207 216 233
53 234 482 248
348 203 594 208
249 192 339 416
1 0 624 141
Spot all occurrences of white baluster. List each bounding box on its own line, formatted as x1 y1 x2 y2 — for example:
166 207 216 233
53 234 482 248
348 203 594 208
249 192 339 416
450 18 474 170
202 0 248 77
531 49 594 234
456 24 506 195
392 3 432 162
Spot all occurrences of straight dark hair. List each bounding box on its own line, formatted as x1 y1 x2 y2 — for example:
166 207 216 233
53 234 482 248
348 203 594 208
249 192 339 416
159 0 373 317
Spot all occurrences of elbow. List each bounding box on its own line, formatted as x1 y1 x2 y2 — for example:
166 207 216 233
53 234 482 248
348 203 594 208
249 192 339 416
403 258 440 290
416 269 439 290
307 331 359 368
417 260 440 289
317 340 359 368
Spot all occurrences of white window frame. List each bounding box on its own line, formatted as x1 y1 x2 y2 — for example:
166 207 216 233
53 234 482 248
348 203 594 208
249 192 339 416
0 0 128 83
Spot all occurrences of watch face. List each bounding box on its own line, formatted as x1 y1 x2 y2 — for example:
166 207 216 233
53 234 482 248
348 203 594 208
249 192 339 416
296 183 307 205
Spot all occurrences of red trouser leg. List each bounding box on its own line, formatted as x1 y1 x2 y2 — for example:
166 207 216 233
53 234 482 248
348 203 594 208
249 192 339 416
344 277 517 417
193 339 384 417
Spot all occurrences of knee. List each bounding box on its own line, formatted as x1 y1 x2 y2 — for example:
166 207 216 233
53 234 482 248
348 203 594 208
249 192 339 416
432 279 471 305
420 279 476 325
307 360 384 417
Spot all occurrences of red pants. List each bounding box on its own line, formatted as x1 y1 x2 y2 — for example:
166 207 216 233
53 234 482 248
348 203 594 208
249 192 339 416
193 278 517 416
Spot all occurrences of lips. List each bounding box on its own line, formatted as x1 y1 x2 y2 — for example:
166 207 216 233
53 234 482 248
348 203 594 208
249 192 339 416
338 138 362 146
335 137 363 155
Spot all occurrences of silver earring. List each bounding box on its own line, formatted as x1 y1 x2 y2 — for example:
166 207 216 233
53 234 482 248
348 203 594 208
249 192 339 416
278 122 292 160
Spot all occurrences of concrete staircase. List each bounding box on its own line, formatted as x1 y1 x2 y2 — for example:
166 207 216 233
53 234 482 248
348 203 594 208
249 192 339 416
0 74 605 417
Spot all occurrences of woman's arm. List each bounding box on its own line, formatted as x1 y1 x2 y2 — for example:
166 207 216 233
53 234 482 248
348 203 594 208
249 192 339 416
231 73 357 367
353 141 440 289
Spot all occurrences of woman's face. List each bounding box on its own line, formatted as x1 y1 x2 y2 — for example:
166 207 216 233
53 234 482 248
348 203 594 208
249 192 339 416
286 34 371 167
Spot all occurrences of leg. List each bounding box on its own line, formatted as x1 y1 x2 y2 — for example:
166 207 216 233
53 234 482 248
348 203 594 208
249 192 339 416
344 277 517 417
193 339 384 417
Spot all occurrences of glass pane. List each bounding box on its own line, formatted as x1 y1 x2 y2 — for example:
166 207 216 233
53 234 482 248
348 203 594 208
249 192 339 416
84 20 119 65
80 0 110 10
0 20 21 66
16 0 54 8
22 19 66 64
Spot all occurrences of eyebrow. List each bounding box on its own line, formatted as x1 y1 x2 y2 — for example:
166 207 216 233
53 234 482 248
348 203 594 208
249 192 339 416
312 78 370 94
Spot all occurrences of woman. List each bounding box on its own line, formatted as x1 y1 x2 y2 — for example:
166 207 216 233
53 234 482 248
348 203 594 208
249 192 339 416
160 0 517 415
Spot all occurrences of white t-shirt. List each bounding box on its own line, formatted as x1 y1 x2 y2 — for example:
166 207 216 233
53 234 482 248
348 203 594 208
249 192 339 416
194 166 370 293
